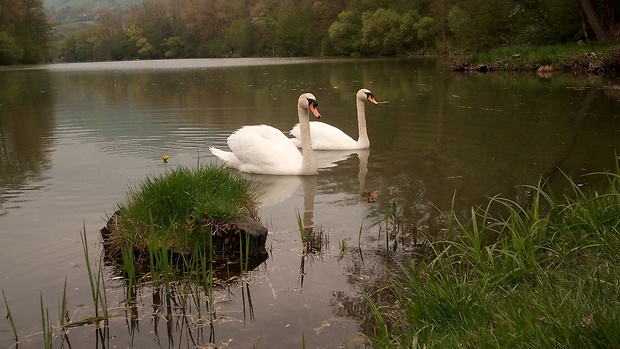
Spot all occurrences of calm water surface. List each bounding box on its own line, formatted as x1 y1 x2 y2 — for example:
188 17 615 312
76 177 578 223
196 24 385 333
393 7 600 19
1 57 619 348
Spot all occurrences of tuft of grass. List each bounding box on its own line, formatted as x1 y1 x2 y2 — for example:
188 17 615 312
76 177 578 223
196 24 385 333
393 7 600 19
296 209 326 255
113 165 258 254
367 168 620 348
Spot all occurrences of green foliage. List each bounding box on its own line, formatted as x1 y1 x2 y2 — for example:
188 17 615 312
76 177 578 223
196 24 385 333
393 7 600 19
508 0 582 45
163 36 183 58
366 169 620 347
226 19 256 57
447 0 514 52
332 7 421 56
42 0 620 62
0 32 24 64
400 10 422 50
126 24 157 58
273 3 316 56
361 8 404 54
328 11 362 56
416 17 436 48
0 0 51 64
446 5 467 45
57 30 96 61
250 2 279 55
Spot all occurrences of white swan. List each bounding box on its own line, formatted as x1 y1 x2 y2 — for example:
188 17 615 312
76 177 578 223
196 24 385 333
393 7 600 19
290 88 378 150
209 93 321 175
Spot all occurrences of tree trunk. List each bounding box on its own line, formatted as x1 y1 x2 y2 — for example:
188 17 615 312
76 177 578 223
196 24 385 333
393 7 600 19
575 0 614 41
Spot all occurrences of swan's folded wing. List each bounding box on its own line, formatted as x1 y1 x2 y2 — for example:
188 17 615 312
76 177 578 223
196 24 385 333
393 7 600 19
303 121 358 150
289 123 303 148
227 125 303 172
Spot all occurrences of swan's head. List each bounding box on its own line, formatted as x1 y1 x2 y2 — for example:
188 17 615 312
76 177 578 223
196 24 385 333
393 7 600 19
299 93 321 119
357 88 378 105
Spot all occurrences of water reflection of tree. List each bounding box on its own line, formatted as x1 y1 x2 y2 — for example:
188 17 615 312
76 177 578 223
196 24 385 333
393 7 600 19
539 87 608 189
0 70 54 213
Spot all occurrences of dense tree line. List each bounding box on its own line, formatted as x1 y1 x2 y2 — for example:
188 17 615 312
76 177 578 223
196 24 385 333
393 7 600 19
0 0 51 64
1 0 619 64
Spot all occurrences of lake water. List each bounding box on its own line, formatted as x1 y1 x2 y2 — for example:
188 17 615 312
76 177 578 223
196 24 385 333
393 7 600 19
1 57 619 348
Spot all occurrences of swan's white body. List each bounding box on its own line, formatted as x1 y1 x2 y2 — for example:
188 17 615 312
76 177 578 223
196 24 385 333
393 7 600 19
290 88 378 150
209 93 321 175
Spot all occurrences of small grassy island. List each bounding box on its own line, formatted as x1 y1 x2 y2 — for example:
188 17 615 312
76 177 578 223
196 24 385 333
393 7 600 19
100 165 267 278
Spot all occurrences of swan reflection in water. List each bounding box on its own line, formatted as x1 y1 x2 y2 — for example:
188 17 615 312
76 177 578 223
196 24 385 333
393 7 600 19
237 148 371 288
315 149 371 201
241 148 371 208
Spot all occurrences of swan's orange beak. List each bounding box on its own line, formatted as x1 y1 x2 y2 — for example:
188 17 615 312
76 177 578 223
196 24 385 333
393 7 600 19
367 94 378 105
309 101 321 119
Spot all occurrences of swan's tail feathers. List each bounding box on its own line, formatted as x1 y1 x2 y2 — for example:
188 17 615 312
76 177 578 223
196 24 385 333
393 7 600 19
209 147 238 167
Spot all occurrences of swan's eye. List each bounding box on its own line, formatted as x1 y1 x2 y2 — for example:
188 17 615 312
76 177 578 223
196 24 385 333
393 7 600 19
307 98 318 108
365 92 378 104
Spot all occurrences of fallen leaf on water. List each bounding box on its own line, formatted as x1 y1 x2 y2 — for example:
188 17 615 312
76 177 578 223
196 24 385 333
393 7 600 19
314 320 331 334
367 190 378 203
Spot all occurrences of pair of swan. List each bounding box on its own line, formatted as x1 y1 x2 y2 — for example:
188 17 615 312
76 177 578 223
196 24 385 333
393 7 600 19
290 88 378 150
209 89 377 175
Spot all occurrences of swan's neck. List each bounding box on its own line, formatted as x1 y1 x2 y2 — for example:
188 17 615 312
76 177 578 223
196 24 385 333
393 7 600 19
356 98 370 148
358 150 369 196
302 176 317 230
298 105 317 174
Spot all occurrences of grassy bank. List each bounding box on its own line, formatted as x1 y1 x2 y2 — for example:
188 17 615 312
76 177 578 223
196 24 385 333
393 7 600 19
454 43 620 73
367 169 620 348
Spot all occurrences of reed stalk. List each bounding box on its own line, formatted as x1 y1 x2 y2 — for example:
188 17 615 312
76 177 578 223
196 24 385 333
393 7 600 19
80 226 101 318
296 209 305 243
40 293 53 349
2 289 18 343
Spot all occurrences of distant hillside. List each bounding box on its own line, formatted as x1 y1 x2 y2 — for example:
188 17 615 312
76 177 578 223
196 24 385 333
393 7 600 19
44 0 141 31
44 0 140 9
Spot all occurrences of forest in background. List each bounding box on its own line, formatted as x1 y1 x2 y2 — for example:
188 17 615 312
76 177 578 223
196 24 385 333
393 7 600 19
0 0 619 64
